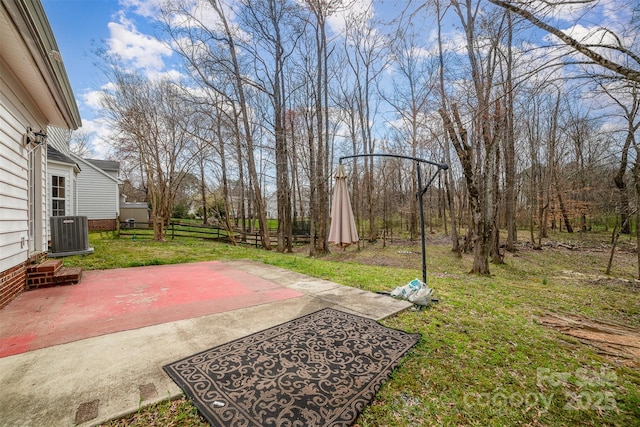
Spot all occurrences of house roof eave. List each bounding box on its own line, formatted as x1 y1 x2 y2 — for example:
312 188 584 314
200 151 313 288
1 0 81 130
70 152 120 184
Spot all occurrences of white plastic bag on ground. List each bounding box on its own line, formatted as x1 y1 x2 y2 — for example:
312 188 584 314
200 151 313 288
408 287 433 306
390 279 434 306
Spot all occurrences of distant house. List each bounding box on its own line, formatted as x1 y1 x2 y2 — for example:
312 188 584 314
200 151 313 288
72 155 120 231
0 0 81 308
120 196 151 229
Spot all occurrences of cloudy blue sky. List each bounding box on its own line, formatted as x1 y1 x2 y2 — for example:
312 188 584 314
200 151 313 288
41 0 385 158
40 0 629 159
42 0 176 157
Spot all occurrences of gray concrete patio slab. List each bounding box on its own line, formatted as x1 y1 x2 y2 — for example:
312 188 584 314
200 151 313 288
0 260 413 426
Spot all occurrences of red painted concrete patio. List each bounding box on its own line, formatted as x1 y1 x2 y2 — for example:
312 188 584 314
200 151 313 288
0 261 303 358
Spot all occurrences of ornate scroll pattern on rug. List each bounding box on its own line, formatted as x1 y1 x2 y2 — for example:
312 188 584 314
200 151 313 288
164 308 420 426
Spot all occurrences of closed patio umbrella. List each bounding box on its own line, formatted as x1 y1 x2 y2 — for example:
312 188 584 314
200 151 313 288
329 164 359 248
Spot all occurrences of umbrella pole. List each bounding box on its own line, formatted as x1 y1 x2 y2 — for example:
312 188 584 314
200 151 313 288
417 162 427 285
418 168 443 285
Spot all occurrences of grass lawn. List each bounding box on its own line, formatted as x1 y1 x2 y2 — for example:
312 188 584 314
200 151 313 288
64 231 640 426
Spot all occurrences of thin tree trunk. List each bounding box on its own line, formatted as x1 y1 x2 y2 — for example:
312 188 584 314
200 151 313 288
614 125 635 234
233 111 247 238
635 156 640 278
212 0 270 249
607 209 636 275
436 0 460 255
504 10 517 251
556 177 574 233
199 155 208 225
216 113 236 245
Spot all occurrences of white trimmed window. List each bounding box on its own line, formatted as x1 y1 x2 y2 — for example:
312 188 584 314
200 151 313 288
52 175 66 216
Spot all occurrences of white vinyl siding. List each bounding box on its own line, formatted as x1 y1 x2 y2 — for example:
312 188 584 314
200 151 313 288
73 174 78 215
74 158 119 220
46 126 72 155
35 145 47 253
0 57 48 272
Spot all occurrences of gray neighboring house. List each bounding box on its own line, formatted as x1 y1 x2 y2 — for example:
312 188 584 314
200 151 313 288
71 155 121 231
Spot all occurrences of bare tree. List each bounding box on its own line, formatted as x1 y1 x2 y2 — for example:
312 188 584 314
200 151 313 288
335 62 364 245
596 80 640 234
69 129 94 158
304 0 342 255
101 69 198 240
501 9 517 251
342 7 388 242
239 0 303 252
439 0 507 274
160 0 272 249
383 29 435 242
434 0 461 255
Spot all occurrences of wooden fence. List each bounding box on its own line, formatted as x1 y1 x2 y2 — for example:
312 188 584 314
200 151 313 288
118 220 310 247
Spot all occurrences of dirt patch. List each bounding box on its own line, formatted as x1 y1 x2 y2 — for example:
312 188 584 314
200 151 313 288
537 312 640 369
590 277 640 292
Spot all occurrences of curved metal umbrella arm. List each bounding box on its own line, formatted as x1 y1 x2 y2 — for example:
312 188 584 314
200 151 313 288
339 153 448 171
337 153 448 285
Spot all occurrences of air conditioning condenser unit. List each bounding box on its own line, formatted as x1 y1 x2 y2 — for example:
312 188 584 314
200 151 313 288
49 216 94 257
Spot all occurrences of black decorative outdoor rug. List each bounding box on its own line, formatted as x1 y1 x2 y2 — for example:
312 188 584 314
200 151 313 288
163 308 420 426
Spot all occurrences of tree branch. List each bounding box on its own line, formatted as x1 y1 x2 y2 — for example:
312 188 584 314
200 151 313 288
488 0 640 83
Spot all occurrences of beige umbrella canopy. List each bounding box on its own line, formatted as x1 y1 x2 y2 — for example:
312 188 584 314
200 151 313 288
328 164 359 248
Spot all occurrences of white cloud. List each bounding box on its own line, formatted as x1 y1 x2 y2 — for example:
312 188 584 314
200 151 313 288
560 24 617 46
129 0 232 34
101 82 118 92
406 45 430 59
168 0 229 30
146 68 186 82
538 0 630 39
79 82 121 114
118 0 166 19
81 89 105 110
535 0 597 23
75 117 116 159
326 0 374 35
107 14 172 72
438 30 467 56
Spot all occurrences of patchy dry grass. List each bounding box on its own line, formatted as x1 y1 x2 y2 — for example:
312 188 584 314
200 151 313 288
68 231 640 426
103 398 208 427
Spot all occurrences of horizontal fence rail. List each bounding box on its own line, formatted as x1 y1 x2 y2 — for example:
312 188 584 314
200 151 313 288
118 220 312 247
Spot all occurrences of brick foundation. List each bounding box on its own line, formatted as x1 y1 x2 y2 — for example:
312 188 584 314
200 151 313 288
0 263 26 310
0 253 45 310
0 252 83 310
88 218 117 232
